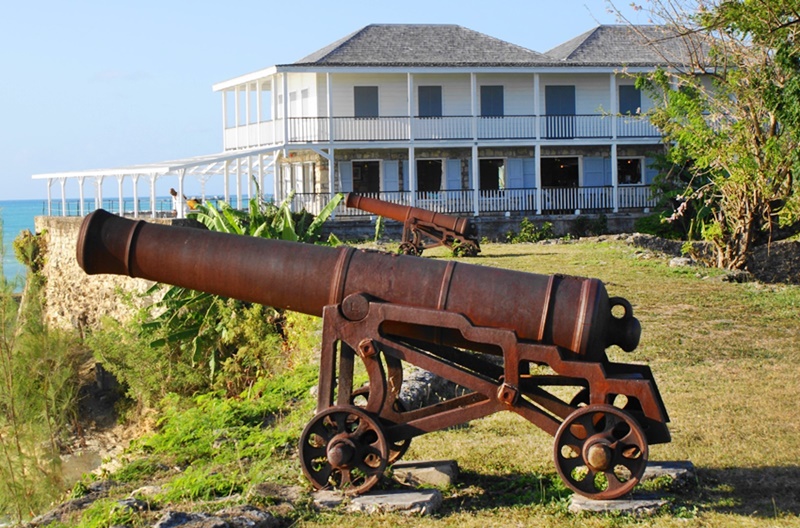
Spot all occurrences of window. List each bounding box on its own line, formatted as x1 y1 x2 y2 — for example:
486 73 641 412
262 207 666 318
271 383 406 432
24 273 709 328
541 157 579 187
479 159 506 190
354 86 379 117
418 86 443 117
353 161 380 193
480 86 504 117
545 86 576 139
618 158 643 184
303 163 315 193
417 160 442 192
619 85 642 114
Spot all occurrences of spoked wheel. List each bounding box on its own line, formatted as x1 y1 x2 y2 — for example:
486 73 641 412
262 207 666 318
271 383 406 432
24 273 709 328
452 241 480 257
554 404 648 500
350 387 411 464
398 242 421 256
299 406 389 495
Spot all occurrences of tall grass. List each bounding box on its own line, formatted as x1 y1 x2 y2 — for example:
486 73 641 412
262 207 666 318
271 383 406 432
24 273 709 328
0 227 82 522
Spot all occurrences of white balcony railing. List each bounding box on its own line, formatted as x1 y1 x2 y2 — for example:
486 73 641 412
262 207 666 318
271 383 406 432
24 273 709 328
223 114 661 149
301 185 657 218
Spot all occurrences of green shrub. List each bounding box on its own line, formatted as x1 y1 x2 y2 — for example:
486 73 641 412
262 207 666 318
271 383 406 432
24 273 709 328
507 219 555 243
569 214 608 238
12 229 48 275
86 313 209 410
634 212 686 239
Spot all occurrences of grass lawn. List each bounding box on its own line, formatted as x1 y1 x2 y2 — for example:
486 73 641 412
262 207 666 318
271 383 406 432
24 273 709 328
64 239 800 527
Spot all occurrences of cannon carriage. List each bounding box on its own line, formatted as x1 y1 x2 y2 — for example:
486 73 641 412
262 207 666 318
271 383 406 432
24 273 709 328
77 209 669 500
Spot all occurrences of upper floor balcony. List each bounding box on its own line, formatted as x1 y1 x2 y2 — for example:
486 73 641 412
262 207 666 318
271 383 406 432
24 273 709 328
223 114 661 150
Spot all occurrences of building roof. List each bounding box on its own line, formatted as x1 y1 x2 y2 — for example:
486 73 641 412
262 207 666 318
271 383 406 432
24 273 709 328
289 24 550 67
544 25 702 67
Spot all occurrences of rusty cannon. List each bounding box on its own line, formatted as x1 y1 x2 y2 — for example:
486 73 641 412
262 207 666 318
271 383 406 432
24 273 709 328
77 209 670 500
345 193 481 256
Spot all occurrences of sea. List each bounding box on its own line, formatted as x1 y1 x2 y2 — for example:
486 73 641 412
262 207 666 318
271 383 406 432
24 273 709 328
0 195 243 293
0 199 46 292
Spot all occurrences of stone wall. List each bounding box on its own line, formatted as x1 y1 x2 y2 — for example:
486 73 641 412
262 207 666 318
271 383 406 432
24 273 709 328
35 216 200 332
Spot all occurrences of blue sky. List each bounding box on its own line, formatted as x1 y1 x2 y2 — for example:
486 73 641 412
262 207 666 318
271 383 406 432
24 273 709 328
1 0 649 201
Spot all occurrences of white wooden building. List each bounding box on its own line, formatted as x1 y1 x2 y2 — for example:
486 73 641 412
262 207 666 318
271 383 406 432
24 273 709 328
34 24 692 219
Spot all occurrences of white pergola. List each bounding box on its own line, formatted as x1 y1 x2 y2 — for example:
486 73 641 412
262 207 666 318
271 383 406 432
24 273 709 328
32 146 282 219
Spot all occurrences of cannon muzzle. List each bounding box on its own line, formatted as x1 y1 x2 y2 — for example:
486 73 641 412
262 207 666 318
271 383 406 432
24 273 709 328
77 209 640 358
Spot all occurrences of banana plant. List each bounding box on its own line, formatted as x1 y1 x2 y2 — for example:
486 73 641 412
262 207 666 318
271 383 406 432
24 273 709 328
144 192 344 384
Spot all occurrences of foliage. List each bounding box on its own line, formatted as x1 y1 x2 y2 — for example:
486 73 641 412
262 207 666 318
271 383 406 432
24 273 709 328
569 214 608 238
373 215 385 242
115 363 318 504
12 229 47 275
506 219 555 243
634 212 686 240
85 313 210 409
190 191 343 245
628 1 800 269
0 253 82 521
67 498 138 528
92 193 344 402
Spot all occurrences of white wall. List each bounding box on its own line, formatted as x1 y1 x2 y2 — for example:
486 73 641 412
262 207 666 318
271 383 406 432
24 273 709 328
476 73 536 115
412 73 471 115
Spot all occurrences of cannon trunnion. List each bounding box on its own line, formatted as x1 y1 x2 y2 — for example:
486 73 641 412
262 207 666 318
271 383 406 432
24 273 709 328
77 210 670 500
345 193 481 256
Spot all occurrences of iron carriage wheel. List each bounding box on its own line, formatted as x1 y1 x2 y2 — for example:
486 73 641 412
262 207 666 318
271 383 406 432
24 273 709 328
553 404 648 500
299 405 389 495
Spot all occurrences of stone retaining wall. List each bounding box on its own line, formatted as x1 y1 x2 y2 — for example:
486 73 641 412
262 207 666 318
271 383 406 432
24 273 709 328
35 216 200 332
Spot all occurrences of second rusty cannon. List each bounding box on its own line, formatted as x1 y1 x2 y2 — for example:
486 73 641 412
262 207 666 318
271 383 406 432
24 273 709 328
77 209 670 500
345 193 481 256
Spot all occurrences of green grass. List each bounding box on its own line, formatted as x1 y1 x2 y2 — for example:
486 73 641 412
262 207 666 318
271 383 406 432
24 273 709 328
64 241 800 527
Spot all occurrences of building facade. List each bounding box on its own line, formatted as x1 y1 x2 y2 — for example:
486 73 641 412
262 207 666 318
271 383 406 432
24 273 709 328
34 24 689 220
212 24 680 218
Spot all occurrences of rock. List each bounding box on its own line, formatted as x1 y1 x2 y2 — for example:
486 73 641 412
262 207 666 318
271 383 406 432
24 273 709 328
215 505 278 528
569 493 667 515
720 269 754 283
130 485 163 498
391 460 459 487
643 460 696 487
669 256 694 267
153 511 227 528
348 489 443 516
399 368 463 410
312 490 346 509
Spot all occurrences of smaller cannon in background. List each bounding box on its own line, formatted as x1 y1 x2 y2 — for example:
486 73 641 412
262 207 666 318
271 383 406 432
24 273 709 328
77 210 670 500
345 193 481 256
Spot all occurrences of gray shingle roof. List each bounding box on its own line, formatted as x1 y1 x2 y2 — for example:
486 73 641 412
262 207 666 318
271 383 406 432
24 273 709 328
289 24 550 67
544 25 702 67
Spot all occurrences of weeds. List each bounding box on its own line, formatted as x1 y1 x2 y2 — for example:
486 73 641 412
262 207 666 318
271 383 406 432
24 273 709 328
0 229 83 522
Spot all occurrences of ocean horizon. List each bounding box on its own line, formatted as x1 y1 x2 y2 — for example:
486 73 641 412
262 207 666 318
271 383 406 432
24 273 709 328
1 195 253 293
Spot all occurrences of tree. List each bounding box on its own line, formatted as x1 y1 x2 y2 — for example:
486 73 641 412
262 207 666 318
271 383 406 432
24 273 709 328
622 0 800 269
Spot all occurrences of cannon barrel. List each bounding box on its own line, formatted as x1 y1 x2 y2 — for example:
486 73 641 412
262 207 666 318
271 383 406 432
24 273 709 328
77 209 640 359
345 193 476 237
